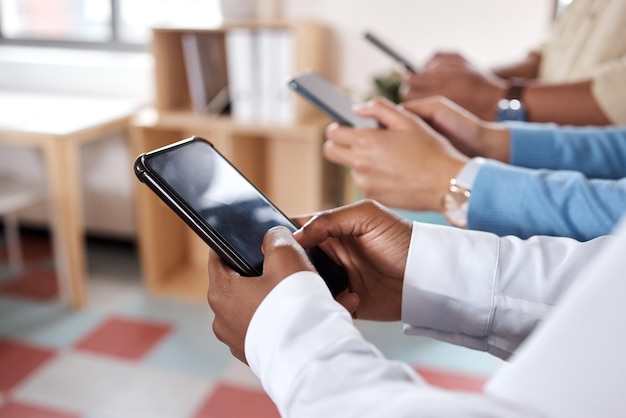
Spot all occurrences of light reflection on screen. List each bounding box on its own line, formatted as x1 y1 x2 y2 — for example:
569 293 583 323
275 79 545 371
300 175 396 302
147 140 293 271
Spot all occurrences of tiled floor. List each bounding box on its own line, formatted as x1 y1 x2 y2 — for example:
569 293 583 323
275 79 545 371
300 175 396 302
0 228 503 418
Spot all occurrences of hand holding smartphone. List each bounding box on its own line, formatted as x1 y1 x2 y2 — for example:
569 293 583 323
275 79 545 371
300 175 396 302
363 30 419 73
287 70 380 129
134 137 349 297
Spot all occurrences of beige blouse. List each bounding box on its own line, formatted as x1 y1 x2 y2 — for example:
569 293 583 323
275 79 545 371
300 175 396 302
539 0 626 124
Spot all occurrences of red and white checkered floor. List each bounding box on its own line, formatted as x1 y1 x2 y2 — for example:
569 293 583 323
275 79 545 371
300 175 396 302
0 231 501 418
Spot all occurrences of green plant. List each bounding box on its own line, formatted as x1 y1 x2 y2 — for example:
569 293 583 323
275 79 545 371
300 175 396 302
370 69 402 103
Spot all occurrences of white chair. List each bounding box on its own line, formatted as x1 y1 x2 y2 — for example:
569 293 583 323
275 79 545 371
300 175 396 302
0 177 43 273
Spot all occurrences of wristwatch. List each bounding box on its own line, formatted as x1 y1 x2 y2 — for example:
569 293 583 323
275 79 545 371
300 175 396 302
496 79 527 122
442 178 471 228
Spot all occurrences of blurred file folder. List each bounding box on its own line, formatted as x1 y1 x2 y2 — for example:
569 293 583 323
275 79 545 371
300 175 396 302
258 29 295 123
225 28 258 121
181 27 298 123
181 32 230 115
226 28 294 123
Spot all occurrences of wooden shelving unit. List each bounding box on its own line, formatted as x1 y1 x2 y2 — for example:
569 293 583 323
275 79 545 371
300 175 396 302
151 21 331 121
131 21 341 301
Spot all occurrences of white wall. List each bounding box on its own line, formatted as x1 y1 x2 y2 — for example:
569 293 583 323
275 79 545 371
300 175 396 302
0 46 154 100
285 0 553 98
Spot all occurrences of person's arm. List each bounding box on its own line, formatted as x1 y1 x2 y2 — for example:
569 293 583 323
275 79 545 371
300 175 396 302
405 96 626 178
327 99 626 240
293 201 612 358
491 51 541 80
467 161 626 240
421 51 541 81
247 228 626 417
485 218 626 418
518 80 610 125
401 221 612 359
508 123 626 179
403 98 626 239
209 203 626 417
401 59 613 125
208 212 541 417
244 205 611 416
246 273 539 418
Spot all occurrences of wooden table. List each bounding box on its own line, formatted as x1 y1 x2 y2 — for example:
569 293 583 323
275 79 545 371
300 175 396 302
0 92 141 309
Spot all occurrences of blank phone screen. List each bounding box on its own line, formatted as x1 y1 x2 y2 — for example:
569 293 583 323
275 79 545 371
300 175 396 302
145 140 294 273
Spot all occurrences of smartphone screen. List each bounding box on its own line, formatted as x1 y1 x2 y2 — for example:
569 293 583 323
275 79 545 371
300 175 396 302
135 137 348 296
288 71 380 129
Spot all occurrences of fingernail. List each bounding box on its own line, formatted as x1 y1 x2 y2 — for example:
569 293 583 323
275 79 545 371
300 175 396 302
301 215 318 229
352 102 367 111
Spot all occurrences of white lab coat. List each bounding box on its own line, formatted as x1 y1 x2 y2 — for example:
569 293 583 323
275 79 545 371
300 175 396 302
245 221 626 417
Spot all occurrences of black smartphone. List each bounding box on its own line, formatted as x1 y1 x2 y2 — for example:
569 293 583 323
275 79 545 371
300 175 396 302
287 70 380 128
363 30 419 73
134 136 348 297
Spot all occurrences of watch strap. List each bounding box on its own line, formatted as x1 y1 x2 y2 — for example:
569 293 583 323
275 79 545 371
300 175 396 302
496 78 528 122
505 78 527 101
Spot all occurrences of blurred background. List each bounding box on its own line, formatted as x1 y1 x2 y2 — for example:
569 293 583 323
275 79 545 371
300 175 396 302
0 0 557 237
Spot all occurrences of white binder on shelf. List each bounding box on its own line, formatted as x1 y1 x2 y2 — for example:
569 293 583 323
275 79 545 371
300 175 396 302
225 28 258 122
257 29 276 122
274 29 295 123
257 29 295 124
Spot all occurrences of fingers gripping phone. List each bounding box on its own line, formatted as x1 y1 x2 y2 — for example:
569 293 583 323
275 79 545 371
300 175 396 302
134 136 348 297
287 70 380 129
363 30 419 73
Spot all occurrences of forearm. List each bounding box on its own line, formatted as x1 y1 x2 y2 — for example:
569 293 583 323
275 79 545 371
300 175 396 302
492 52 541 80
402 222 611 358
508 123 626 178
246 273 536 417
522 80 610 125
468 161 626 240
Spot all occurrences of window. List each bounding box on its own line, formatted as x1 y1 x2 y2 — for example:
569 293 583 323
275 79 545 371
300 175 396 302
0 0 223 50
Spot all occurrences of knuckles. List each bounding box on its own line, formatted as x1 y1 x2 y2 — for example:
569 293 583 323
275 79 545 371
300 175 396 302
211 318 226 344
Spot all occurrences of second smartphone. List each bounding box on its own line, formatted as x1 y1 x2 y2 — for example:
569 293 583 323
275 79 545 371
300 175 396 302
288 70 380 129
363 30 419 73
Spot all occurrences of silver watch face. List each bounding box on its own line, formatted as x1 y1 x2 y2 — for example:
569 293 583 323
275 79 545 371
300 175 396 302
443 186 470 228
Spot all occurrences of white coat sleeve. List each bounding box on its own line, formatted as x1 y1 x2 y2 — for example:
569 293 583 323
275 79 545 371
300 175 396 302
402 222 612 358
485 217 626 418
245 272 542 418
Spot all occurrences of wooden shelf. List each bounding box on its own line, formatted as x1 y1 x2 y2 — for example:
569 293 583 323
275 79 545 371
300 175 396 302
133 21 342 301
151 21 331 122
150 264 209 302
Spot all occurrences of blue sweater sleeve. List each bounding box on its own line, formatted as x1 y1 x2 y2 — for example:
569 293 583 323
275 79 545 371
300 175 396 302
468 160 626 241
508 122 626 179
